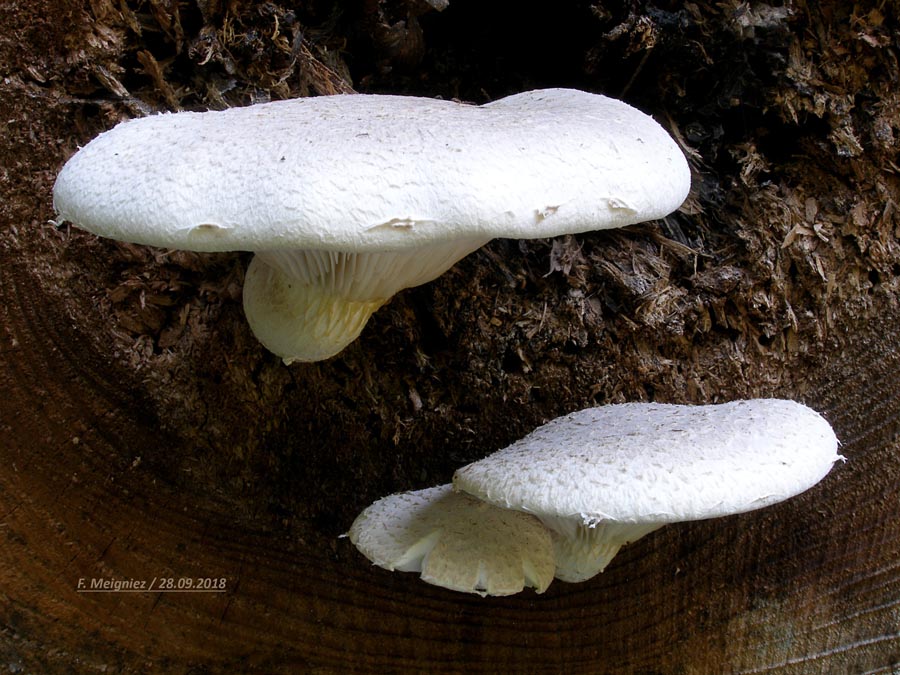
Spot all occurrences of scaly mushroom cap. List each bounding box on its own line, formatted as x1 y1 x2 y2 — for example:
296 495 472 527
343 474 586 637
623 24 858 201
53 89 691 362
348 484 556 596
53 89 690 252
454 399 842 582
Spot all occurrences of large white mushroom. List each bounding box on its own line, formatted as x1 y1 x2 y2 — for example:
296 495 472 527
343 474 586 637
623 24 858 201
53 88 690 362
347 484 556 596
453 399 842 583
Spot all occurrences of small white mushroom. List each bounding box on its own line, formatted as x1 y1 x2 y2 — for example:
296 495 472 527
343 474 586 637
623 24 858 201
53 88 690 362
453 399 842 583
347 484 556 596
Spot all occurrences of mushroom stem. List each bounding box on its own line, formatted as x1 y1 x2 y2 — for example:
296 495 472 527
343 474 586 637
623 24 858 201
538 516 663 582
243 256 384 363
243 238 488 363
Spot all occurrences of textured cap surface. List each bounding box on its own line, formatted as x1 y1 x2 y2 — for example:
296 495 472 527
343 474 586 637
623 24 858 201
53 88 690 253
348 484 555 596
454 399 841 525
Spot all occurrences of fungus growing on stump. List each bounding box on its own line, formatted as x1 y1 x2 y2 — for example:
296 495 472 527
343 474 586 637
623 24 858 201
348 484 555 596
53 89 690 362
453 399 842 583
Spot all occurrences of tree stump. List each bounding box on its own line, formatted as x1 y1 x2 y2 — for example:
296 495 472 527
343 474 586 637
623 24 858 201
2 0 900 672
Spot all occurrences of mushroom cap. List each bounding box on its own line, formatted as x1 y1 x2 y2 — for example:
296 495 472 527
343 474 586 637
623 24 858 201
53 89 690 253
453 399 841 526
348 484 556 596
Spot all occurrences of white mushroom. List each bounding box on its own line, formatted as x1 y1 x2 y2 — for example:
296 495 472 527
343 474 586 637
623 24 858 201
453 399 842 583
53 88 690 362
347 484 556 596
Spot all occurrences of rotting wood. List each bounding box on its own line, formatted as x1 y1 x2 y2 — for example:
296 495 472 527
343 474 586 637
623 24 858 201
2 0 900 672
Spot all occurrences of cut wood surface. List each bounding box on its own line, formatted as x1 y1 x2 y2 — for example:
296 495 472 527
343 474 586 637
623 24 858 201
2 0 900 672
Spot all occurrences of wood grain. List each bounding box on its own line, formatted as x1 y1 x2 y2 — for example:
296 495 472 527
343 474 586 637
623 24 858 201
3 0 900 672
3 254 900 672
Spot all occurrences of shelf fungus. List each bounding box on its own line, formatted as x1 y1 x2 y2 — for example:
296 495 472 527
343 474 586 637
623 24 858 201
53 88 690 362
348 484 555 596
454 399 842 583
